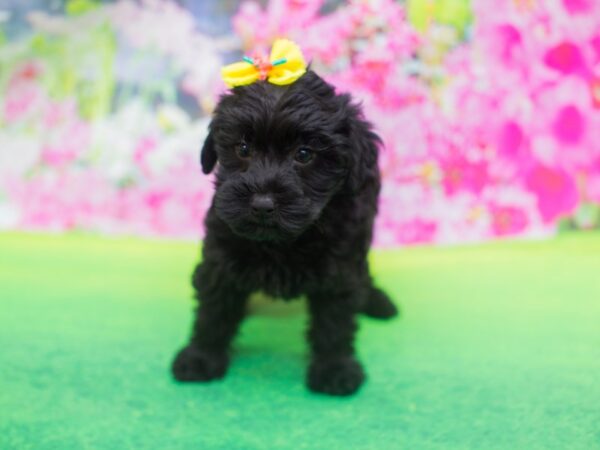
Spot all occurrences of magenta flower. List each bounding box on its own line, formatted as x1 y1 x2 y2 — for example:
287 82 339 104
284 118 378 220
441 156 489 196
483 23 523 67
489 204 529 237
497 120 528 160
525 164 579 223
586 159 600 203
552 104 586 145
591 35 600 63
543 41 586 75
562 0 593 14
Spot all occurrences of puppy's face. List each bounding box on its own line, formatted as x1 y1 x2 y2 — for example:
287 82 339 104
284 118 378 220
201 71 371 242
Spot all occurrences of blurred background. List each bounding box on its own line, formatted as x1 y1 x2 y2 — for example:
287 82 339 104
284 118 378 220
1 0 599 246
2 3 600 448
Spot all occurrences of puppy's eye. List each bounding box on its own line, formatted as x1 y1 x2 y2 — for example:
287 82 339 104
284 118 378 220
235 142 251 159
294 147 314 164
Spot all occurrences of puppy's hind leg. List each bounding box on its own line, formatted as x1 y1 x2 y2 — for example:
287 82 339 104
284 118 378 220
172 263 250 382
361 284 399 320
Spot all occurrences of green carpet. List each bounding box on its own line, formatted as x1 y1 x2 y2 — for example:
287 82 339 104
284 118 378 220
1 232 599 450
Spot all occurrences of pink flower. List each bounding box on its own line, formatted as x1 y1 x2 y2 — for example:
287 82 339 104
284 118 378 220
144 190 170 209
441 156 489 196
484 24 523 67
563 0 593 15
589 77 600 108
525 164 579 223
395 219 438 245
586 159 600 203
543 41 586 75
497 120 527 160
489 204 529 237
133 136 158 176
8 62 42 87
233 0 324 49
591 35 600 63
532 77 597 171
3 86 41 123
41 146 78 167
552 104 586 145
232 1 271 48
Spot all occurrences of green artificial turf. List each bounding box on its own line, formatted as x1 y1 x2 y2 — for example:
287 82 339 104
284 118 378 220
1 232 599 450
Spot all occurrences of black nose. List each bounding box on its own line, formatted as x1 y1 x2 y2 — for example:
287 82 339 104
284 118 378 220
251 194 275 215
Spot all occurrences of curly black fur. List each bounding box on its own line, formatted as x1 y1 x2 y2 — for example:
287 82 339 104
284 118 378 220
172 71 398 396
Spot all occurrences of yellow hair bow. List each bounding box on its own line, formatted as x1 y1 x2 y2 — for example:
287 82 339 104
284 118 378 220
222 39 307 88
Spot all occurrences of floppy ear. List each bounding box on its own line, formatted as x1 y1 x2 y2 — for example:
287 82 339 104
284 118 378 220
200 131 217 174
346 116 380 193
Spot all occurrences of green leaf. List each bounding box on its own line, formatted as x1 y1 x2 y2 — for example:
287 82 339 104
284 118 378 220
408 0 472 35
66 0 100 16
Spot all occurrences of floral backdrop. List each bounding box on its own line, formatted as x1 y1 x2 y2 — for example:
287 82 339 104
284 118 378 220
1 0 599 246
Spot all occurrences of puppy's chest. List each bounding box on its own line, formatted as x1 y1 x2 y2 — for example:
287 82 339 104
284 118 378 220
235 247 330 299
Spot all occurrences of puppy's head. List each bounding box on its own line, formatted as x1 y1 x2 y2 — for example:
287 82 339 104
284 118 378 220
201 70 378 242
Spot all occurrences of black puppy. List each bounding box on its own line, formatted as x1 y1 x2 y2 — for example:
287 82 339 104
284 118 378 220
172 70 398 396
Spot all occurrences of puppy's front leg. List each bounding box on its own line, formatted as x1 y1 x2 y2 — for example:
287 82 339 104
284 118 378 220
306 288 365 396
172 263 249 382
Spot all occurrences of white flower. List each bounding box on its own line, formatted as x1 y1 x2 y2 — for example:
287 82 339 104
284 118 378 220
0 201 20 229
0 132 41 177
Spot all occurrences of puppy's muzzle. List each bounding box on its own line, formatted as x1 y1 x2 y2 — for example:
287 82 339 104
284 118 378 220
250 194 276 219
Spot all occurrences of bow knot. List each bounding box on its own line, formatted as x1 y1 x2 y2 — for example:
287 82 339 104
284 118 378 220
222 39 307 88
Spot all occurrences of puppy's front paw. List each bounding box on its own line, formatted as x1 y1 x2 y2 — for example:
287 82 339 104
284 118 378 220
307 357 365 396
171 346 228 382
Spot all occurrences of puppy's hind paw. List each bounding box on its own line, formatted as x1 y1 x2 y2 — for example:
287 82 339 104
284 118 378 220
307 357 365 396
171 346 228 382
362 287 399 320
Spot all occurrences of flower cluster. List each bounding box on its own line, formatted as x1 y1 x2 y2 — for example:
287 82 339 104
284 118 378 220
0 0 218 238
1 0 599 246
233 0 600 244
